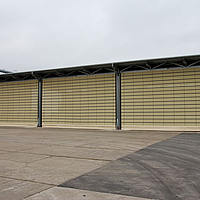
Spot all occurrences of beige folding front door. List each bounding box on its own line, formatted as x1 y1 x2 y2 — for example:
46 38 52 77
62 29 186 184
121 67 200 128
0 80 38 125
42 74 115 127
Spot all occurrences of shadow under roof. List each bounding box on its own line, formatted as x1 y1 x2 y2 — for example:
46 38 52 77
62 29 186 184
1 54 200 83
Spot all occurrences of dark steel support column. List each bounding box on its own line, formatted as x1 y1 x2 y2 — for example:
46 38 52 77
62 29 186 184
37 78 42 127
115 72 121 130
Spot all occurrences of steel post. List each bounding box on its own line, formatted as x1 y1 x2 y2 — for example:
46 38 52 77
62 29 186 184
38 78 42 127
115 72 121 130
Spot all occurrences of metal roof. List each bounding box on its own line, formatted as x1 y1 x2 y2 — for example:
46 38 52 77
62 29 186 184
1 54 200 83
0 69 12 74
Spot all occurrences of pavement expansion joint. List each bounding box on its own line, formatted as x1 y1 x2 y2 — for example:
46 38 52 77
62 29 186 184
21 151 114 162
75 145 134 151
23 187 54 200
0 175 57 187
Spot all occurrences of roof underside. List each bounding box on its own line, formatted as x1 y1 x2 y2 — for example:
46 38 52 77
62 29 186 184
1 54 200 83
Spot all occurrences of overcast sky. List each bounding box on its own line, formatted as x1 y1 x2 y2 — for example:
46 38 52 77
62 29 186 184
1 0 200 72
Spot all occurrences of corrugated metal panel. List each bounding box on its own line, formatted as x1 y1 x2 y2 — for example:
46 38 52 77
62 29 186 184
0 80 38 124
43 74 115 126
121 67 200 127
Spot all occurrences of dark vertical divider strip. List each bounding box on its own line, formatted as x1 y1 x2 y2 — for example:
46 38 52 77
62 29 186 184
37 78 42 127
115 72 121 130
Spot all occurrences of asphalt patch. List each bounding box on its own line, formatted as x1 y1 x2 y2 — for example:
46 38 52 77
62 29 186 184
59 133 200 200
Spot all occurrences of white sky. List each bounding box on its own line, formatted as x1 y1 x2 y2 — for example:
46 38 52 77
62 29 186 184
1 0 200 72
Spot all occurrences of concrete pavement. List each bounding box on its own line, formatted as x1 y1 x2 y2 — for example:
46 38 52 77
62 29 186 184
60 133 200 200
0 127 196 199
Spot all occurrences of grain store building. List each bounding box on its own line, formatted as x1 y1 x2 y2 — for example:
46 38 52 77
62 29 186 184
0 54 200 130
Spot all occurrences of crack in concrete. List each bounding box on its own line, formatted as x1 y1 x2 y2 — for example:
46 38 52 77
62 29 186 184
23 187 54 200
22 152 113 162
0 175 56 186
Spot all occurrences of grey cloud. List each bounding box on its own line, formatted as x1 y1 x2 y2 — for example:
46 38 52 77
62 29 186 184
0 0 200 72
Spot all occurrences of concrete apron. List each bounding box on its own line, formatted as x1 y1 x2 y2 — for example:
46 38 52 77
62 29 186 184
0 127 199 199
59 133 200 200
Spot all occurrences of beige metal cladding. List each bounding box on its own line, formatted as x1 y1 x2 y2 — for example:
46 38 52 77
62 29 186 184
0 80 38 124
43 74 115 126
122 67 200 127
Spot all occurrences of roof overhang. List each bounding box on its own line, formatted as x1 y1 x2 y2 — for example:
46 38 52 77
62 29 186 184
1 54 200 83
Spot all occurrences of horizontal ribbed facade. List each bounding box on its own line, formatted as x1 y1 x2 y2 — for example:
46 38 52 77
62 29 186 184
122 67 200 127
0 80 38 124
42 74 115 126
